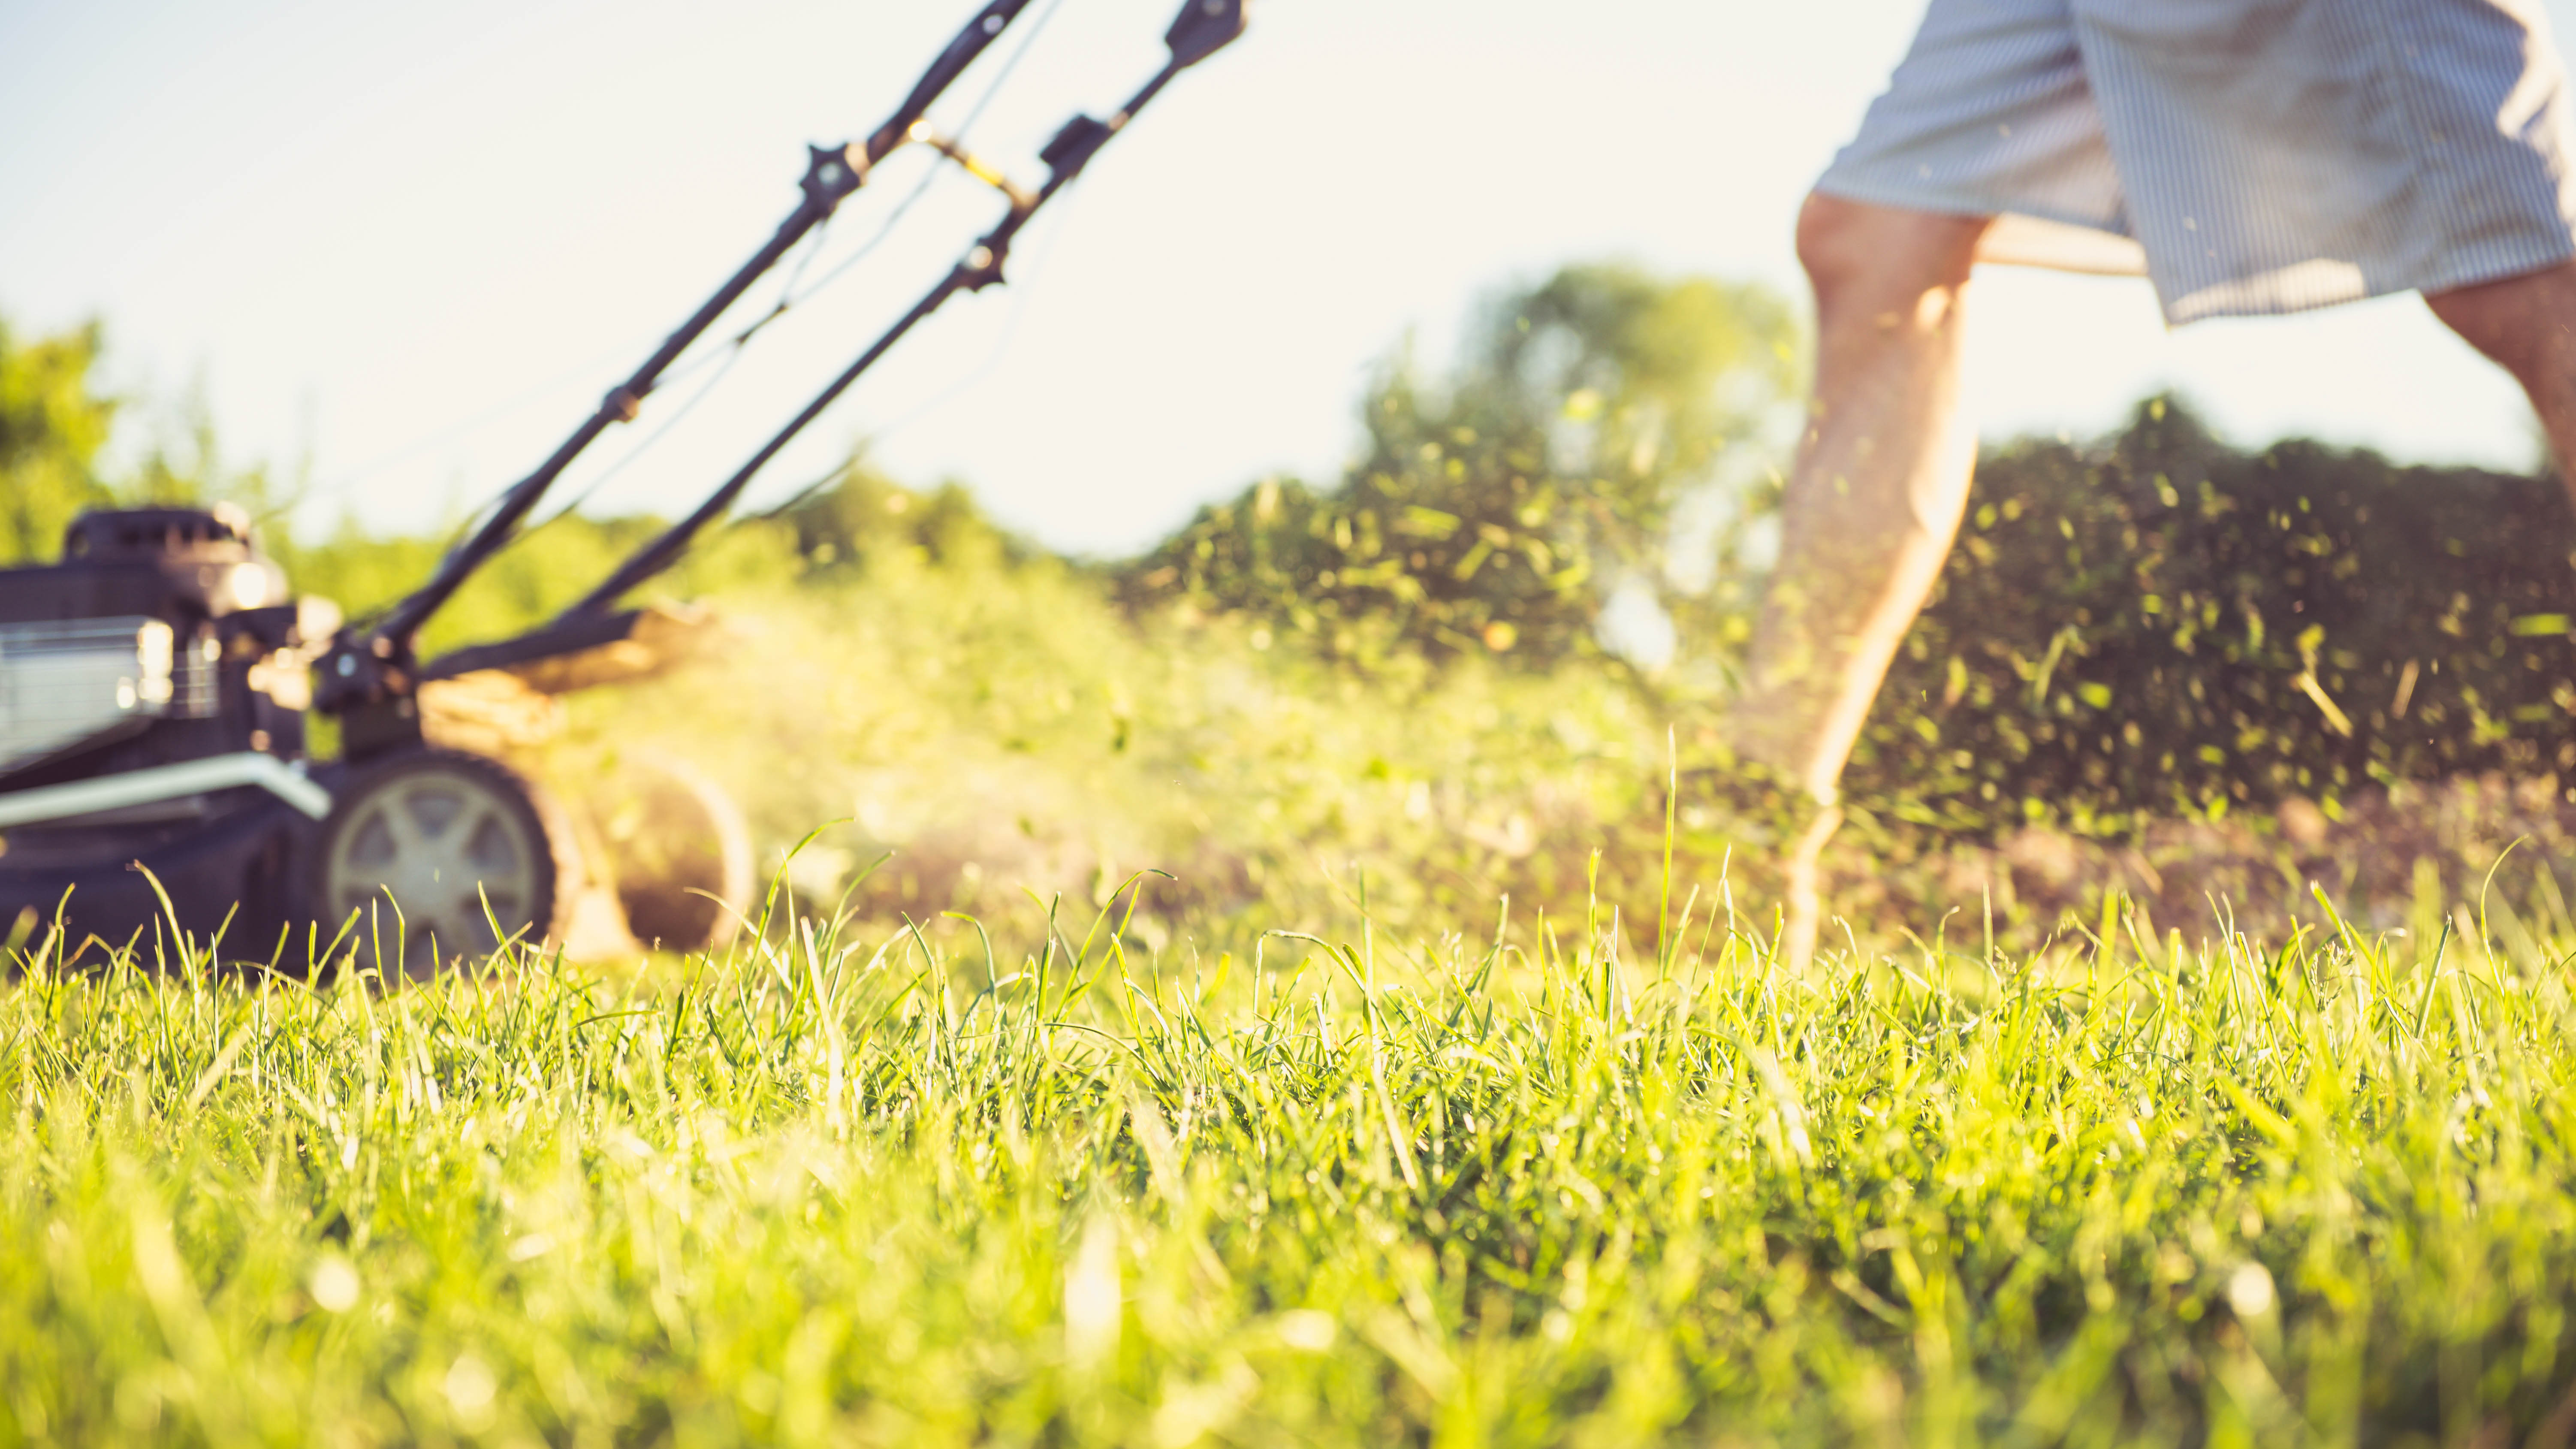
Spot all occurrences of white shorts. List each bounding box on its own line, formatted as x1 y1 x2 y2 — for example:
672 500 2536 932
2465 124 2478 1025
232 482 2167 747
1816 0 2576 323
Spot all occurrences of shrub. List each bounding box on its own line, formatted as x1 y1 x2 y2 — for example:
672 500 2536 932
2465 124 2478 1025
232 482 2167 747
1120 264 1798 668
1850 398 2576 833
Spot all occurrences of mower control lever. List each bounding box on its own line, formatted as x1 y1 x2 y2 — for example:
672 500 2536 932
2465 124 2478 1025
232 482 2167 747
314 0 1046 738
549 0 1250 623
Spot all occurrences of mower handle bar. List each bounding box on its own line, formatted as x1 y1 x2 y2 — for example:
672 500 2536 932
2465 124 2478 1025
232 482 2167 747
552 0 1248 622
349 0 1043 659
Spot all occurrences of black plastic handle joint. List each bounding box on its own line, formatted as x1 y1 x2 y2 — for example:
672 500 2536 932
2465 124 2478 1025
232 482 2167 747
1040 116 1115 184
800 144 869 213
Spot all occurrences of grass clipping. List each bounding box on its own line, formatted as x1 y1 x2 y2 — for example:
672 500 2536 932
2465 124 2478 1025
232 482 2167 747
8 878 2576 1446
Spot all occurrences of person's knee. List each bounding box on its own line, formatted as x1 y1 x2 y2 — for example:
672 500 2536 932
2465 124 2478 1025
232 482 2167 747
2423 281 2522 365
1796 193 1990 320
2428 263 2576 377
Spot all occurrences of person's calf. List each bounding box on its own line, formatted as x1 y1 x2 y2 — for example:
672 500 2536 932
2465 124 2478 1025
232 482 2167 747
2427 262 2576 497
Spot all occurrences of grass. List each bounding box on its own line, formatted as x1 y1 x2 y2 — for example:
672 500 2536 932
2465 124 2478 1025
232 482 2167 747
530 535 1672 948
9 865 2576 1447
15 484 2576 1445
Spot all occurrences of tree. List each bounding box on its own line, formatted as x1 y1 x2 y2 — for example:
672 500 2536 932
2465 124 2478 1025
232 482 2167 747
0 318 118 563
1120 263 1800 667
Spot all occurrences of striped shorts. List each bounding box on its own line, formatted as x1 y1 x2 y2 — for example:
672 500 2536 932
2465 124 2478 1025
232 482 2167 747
1816 0 2576 323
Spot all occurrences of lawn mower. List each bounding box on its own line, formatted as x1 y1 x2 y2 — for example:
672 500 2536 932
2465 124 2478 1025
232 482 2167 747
0 0 1248 972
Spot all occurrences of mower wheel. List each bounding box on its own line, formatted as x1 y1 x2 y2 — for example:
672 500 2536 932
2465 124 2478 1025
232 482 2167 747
585 752 753 953
312 749 575 973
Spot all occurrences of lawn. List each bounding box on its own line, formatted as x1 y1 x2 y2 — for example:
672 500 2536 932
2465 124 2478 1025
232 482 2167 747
15 242 2576 1444
7 869 2575 1446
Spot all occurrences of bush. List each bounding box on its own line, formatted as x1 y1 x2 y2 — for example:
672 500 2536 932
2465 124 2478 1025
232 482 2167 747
1119 264 1797 669
1850 398 2576 834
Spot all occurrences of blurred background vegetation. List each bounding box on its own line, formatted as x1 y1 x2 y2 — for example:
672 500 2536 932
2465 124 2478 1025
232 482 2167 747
13 262 2576 948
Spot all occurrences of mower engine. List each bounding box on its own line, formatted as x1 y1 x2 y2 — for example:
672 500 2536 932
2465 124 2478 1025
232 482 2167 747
0 614 202 771
0 506 336 953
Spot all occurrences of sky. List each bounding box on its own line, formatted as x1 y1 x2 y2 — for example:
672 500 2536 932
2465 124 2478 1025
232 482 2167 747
3 0 2571 558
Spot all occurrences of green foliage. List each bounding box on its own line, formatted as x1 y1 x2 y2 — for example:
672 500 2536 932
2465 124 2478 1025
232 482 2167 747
9 881 2576 1443
0 314 285 563
272 512 676 657
250 462 1038 659
1852 398 2576 834
567 506 1657 945
1120 264 1796 668
767 460 1039 579
0 318 117 563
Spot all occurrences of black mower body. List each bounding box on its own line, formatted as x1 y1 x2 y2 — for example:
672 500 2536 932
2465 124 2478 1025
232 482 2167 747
0 506 339 957
0 787 323 958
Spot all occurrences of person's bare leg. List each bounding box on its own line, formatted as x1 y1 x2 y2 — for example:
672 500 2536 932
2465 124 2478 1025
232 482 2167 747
1728 194 1992 963
2427 261 2576 507
1736 195 1994 793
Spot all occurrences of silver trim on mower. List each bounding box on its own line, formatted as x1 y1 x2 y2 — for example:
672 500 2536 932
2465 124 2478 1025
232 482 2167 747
0 752 333 829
